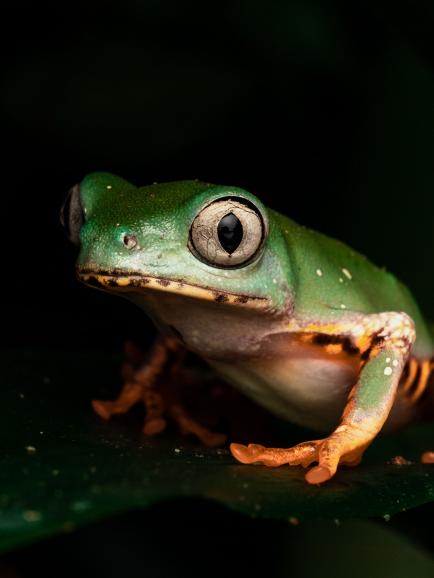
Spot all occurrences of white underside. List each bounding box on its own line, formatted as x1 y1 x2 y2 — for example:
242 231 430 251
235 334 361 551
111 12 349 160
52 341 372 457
130 289 416 434
207 348 357 432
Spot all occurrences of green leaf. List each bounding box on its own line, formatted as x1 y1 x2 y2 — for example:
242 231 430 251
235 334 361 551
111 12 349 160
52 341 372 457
0 348 433 553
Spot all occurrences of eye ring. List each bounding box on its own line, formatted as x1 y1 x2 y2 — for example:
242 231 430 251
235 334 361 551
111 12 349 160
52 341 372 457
60 183 84 246
189 196 267 268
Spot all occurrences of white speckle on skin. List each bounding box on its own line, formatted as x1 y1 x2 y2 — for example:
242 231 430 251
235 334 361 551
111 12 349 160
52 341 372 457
384 367 393 376
392 360 399 367
340 304 346 309
342 268 352 280
316 269 323 277
386 358 391 363
339 278 344 283
273 278 277 284
106 185 112 189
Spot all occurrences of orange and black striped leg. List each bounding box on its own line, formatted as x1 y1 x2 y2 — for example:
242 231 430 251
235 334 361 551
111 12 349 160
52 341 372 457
400 358 434 464
92 382 144 420
142 388 167 435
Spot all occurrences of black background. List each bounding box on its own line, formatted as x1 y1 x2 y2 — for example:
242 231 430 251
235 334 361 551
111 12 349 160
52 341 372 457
3 0 434 349
2 1 434 575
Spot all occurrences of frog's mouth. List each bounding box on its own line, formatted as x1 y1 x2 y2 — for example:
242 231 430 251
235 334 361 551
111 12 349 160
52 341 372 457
76 268 272 310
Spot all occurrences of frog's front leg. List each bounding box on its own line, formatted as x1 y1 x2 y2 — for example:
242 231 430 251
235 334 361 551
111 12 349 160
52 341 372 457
231 311 416 484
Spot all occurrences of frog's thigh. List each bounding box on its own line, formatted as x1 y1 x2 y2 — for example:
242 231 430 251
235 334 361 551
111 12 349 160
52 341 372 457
231 311 416 484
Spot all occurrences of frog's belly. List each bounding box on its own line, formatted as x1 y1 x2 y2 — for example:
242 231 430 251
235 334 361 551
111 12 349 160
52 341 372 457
207 353 359 432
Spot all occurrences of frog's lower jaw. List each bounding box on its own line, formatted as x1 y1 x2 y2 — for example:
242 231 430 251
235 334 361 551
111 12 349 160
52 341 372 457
77 269 272 311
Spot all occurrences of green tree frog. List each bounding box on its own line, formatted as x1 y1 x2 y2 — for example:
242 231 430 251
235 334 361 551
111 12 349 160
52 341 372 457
61 173 434 484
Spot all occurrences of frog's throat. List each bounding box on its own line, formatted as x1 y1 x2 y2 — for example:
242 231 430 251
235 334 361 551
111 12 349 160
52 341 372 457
77 268 272 310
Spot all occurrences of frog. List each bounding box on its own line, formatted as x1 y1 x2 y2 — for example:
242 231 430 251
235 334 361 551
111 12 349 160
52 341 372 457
61 172 434 484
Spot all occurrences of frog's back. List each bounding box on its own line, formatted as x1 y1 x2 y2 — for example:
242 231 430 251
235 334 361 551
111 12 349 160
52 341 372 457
272 211 433 358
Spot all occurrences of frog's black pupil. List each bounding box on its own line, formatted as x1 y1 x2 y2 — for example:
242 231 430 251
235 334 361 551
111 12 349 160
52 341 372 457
217 213 243 254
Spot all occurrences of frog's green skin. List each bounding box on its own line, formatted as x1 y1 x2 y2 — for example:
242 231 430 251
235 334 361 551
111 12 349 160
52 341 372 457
71 172 433 484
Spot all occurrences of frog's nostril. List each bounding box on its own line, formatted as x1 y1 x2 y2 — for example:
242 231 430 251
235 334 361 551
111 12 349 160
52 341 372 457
123 234 138 249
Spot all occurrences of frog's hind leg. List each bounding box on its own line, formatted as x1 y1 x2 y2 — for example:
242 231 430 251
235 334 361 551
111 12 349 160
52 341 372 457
92 337 227 447
168 402 227 447
92 338 173 424
399 357 434 465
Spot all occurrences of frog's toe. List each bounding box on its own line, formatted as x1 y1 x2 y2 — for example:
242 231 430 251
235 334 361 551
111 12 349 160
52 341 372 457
421 451 434 464
92 400 114 420
169 403 227 447
305 465 332 484
143 417 167 435
230 441 318 467
303 435 368 484
199 431 228 448
230 443 266 464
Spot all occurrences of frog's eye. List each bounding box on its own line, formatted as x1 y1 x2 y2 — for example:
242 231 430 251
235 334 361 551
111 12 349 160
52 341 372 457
189 197 266 268
60 184 84 246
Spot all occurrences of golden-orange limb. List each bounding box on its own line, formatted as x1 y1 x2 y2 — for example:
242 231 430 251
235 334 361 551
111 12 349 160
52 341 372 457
230 442 318 468
92 382 144 420
410 360 431 403
400 357 418 393
169 403 227 447
92 338 174 421
421 451 434 464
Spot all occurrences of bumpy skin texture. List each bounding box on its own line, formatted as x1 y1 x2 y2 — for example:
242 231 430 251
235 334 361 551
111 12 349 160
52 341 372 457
74 172 434 484
77 173 292 310
77 172 431 349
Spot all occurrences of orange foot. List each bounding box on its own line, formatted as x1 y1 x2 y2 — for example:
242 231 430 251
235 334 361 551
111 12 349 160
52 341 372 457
421 451 434 464
230 436 367 485
92 337 227 448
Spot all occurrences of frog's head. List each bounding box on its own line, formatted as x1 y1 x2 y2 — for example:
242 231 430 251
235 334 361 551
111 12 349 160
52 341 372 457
61 172 293 352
